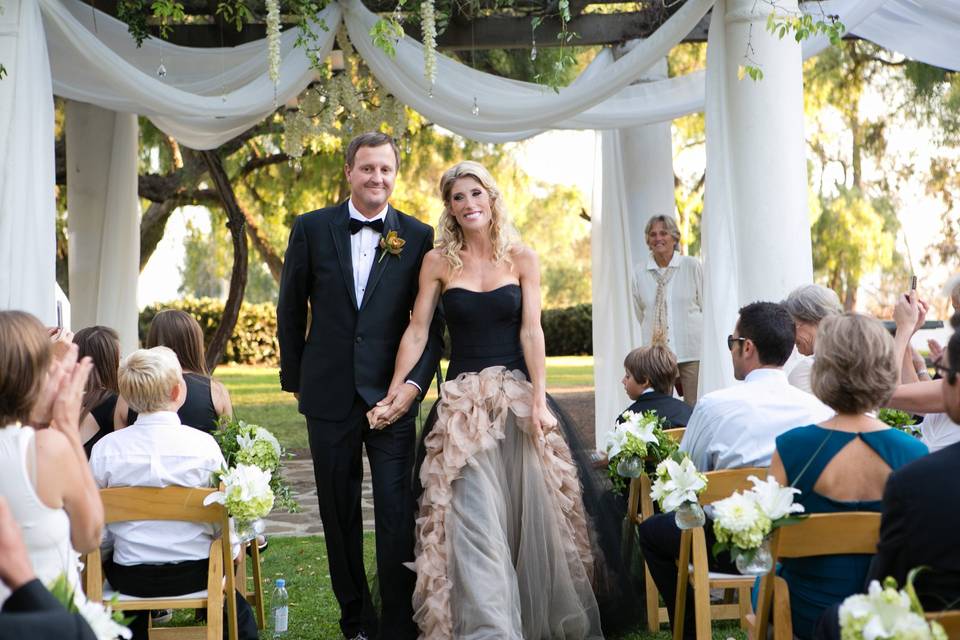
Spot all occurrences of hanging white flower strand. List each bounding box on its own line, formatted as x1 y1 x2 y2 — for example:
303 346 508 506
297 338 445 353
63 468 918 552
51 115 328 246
420 0 437 92
266 0 282 103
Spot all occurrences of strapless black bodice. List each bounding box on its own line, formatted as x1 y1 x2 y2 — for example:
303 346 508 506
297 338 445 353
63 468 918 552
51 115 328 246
442 284 527 380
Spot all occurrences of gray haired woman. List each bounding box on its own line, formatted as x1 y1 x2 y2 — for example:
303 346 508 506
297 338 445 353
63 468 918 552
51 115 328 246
782 283 843 393
630 214 703 406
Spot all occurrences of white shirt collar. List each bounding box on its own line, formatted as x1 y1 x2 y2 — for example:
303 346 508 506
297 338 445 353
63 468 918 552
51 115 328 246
743 368 787 384
348 199 388 223
646 251 680 271
131 411 182 427
641 387 655 395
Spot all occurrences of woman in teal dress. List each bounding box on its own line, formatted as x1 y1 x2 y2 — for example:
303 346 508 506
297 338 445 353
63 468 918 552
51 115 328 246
768 313 928 639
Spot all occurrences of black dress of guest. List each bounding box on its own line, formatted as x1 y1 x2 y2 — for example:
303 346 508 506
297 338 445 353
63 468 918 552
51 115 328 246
620 390 692 428
127 372 219 432
82 393 118 458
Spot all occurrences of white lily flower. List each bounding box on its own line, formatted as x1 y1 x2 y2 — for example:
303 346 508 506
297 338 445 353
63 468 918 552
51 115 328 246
748 475 804 520
605 425 627 459
76 599 133 640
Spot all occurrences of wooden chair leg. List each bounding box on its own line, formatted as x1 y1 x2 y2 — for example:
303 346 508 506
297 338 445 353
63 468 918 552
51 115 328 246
691 529 713 640
250 542 265 630
645 564 662 631
674 530 692 640
738 585 752 630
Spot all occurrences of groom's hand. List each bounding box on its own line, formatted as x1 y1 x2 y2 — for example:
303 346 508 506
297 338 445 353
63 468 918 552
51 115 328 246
371 383 419 429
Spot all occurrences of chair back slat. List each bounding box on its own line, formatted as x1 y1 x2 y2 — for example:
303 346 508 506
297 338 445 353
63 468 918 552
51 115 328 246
101 486 225 524
699 467 768 505
664 428 686 443
772 512 881 558
927 611 960 640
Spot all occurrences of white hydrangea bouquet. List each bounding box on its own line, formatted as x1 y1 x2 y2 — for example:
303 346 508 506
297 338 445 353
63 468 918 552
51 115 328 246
711 475 805 574
214 418 299 513
649 453 708 528
839 571 947 640
604 409 679 494
205 463 276 541
48 573 132 640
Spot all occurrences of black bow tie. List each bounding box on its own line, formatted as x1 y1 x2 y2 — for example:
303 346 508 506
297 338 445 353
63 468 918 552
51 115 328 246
349 218 385 235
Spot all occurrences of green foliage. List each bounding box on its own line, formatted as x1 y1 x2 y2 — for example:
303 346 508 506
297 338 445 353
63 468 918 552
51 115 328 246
140 298 280 365
213 417 301 513
0 64 6 80
768 11 844 46
151 0 186 39
216 0 254 31
116 0 150 46
877 408 921 438
369 18 406 57
541 304 592 356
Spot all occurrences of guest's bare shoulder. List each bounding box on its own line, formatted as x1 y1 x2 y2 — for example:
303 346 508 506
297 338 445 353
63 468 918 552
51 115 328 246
510 245 539 274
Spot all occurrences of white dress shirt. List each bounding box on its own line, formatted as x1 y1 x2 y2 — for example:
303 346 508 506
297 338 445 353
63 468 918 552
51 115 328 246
680 368 834 471
919 412 960 453
348 199 388 304
89 412 227 566
631 253 703 363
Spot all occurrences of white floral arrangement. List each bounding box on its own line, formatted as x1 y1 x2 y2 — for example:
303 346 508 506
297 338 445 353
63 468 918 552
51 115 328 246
205 463 275 525
839 571 947 640
649 454 707 512
235 424 282 473
48 574 132 640
265 0 281 89
604 409 678 494
711 475 804 563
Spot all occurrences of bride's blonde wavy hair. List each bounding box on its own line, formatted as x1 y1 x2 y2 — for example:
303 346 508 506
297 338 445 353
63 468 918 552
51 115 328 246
436 161 521 272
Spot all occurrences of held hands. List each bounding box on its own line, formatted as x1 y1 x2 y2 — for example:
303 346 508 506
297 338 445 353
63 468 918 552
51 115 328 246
367 383 419 429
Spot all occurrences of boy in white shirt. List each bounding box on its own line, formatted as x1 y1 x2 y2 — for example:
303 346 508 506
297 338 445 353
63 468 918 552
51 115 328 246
89 347 257 640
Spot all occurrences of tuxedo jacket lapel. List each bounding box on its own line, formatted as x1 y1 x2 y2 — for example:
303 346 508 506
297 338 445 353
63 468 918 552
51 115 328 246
329 202 359 310
360 206 399 311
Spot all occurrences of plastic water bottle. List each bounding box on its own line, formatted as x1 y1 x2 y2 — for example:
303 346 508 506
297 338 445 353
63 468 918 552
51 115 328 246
270 578 289 638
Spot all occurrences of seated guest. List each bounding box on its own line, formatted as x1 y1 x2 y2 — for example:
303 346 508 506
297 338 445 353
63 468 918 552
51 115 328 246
620 345 692 427
73 326 126 457
814 317 960 640
782 284 842 393
0 497 97 640
637 301 833 640
768 313 928 639
125 309 232 432
0 311 103 605
89 347 257 640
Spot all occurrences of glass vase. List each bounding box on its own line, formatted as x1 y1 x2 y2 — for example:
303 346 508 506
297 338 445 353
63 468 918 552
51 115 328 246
674 501 706 529
236 518 266 544
616 456 643 478
735 536 773 576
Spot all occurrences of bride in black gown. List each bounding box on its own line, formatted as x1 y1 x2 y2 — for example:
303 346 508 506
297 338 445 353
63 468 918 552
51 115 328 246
368 161 636 639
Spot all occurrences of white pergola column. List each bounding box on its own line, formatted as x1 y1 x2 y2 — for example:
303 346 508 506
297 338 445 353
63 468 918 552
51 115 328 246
0 0 56 323
592 57 676 449
66 100 141 353
698 0 812 394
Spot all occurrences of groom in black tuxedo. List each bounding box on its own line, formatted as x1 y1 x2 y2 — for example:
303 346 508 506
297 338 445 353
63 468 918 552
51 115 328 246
277 132 443 640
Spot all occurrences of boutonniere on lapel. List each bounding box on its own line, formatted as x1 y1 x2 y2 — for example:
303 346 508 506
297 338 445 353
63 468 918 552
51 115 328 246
378 230 405 263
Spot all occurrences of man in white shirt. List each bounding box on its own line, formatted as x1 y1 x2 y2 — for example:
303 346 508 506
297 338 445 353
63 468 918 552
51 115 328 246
89 347 257 640
637 301 832 640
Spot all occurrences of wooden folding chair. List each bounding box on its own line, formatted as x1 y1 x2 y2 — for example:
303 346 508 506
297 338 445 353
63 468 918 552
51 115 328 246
673 467 769 640
83 486 238 640
625 427 686 631
927 611 960 640
750 512 882 640
236 540 266 629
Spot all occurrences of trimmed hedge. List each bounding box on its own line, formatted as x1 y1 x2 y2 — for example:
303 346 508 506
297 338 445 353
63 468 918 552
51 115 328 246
140 298 593 366
139 298 280 366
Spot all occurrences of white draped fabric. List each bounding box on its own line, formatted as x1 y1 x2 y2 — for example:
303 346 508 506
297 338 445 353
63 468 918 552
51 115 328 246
66 100 141 354
2 0 960 443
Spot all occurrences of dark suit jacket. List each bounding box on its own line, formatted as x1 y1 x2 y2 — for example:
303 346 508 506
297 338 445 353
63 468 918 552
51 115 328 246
619 391 692 428
867 441 960 610
277 202 444 420
0 579 96 640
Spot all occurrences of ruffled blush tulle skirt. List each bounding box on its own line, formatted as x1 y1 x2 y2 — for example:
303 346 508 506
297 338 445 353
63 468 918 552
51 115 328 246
409 366 605 640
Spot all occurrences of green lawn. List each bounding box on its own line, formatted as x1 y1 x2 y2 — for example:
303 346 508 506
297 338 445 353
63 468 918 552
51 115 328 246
216 357 595 451
248 535 746 640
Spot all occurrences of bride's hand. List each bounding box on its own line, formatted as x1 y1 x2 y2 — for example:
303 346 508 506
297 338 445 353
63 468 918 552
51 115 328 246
530 401 557 438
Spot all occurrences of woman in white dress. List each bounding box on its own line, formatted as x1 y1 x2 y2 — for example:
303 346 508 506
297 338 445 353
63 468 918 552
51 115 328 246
0 311 103 604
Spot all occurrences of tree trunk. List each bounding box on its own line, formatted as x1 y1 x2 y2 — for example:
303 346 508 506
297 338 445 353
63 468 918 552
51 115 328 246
139 199 180 272
200 150 249 373
244 212 284 283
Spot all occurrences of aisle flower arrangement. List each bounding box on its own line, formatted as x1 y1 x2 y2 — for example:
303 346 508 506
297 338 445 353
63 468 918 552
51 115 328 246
604 409 679 494
839 570 947 640
712 475 805 574
649 453 708 528
214 418 300 514
48 573 132 640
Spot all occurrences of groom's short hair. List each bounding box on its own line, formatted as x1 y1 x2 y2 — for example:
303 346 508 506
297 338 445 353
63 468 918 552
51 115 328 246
345 132 400 169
